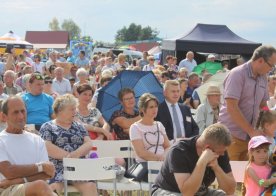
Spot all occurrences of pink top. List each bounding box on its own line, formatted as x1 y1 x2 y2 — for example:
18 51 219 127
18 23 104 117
245 162 271 196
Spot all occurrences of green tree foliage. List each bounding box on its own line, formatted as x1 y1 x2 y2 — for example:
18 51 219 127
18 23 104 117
49 17 60 31
61 19 81 40
115 23 159 42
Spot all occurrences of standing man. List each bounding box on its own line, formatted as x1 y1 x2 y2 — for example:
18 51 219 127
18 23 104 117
74 51 89 70
178 51 197 74
0 96 55 195
152 123 236 196
138 51 149 69
218 45 276 161
156 80 199 142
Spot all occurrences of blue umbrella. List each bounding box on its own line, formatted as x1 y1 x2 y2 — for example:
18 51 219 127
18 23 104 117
96 70 164 122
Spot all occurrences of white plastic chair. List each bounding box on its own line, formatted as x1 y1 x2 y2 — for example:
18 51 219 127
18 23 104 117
91 140 142 192
230 161 247 183
63 157 116 196
140 161 163 194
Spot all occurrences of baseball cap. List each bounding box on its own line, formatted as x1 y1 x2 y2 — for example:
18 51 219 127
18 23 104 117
208 54 215 59
248 135 271 150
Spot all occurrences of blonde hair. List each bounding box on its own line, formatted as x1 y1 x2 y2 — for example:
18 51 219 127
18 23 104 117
201 123 232 146
163 80 179 91
53 94 77 115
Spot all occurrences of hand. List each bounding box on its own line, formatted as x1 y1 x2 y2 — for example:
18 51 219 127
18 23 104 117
101 129 114 140
42 161 55 178
199 148 219 166
0 179 11 189
156 154 165 161
248 129 263 138
208 158 220 171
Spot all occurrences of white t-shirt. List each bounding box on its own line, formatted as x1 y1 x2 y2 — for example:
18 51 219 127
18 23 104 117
0 130 49 180
52 78 72 95
130 121 166 162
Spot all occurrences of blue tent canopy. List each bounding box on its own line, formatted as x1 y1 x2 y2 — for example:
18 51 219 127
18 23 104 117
162 23 261 54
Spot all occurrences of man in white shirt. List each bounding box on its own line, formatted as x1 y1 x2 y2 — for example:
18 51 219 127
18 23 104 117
0 96 55 195
52 67 71 95
178 51 197 74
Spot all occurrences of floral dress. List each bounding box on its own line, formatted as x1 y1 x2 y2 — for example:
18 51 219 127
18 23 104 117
109 110 139 140
75 107 102 139
39 120 88 183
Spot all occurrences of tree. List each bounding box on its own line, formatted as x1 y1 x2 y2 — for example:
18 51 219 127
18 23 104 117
49 17 60 31
115 23 159 43
61 19 81 40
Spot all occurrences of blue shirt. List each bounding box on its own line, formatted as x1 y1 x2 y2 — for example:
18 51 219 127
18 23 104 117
75 57 89 68
21 93 54 125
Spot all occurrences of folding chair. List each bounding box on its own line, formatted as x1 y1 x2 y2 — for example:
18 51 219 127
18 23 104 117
63 157 116 196
230 161 247 183
140 161 163 194
91 140 142 193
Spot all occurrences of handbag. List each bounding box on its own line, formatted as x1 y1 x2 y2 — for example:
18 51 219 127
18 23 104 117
125 123 160 182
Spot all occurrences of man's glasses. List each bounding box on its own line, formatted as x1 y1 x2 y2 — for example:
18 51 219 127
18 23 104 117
265 60 275 68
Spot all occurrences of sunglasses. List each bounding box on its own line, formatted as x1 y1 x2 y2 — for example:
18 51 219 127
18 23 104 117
29 74 44 83
45 80 53 84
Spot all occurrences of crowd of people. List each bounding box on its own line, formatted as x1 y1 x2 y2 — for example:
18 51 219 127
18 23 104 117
0 45 276 195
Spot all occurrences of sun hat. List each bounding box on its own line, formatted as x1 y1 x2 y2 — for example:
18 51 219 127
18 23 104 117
248 135 271 150
206 86 221 95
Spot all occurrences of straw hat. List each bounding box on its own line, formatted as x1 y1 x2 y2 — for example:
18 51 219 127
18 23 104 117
206 85 221 95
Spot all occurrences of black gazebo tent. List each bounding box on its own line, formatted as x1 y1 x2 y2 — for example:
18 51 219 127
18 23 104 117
162 23 261 54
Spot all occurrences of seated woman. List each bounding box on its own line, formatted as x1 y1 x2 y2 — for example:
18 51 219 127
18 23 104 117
39 94 97 195
110 88 141 140
130 93 170 164
75 84 113 140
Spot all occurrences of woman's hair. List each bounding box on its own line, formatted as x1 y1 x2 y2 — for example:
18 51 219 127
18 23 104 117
138 93 159 117
248 143 270 163
256 110 276 130
118 88 135 101
52 94 77 115
76 84 94 95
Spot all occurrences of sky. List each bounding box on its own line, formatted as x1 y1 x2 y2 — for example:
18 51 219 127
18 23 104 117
1 0 276 46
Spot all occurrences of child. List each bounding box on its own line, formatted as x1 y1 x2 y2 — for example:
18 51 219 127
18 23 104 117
256 110 276 153
244 136 276 196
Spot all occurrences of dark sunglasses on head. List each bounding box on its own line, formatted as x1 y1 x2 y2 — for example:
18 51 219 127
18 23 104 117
30 74 44 82
45 80 53 84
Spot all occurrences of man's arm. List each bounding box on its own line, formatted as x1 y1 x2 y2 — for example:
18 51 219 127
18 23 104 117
209 159 236 195
226 98 261 138
0 161 55 180
174 149 218 195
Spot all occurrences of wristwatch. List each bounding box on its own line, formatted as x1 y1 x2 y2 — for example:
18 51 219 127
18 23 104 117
36 163 43 173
